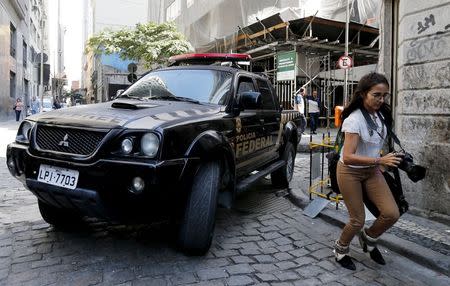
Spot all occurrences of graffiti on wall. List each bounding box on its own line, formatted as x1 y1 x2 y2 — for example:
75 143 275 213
406 13 450 63
417 14 436 34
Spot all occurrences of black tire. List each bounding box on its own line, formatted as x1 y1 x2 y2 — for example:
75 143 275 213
271 142 296 188
38 200 83 229
177 161 221 255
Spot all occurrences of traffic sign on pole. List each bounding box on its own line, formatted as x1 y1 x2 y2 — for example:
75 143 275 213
337 55 353 69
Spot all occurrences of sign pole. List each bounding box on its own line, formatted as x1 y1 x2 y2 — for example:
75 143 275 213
344 0 350 106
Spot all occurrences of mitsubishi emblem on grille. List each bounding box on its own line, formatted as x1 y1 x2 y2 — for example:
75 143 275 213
58 134 69 147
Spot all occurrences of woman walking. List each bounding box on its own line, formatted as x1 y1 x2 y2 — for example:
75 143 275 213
333 73 402 270
14 98 24 122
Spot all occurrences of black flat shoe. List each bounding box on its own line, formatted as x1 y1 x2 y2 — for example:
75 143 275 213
335 255 356 270
369 247 386 265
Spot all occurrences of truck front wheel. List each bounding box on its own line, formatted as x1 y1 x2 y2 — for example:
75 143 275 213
177 161 221 255
271 142 295 188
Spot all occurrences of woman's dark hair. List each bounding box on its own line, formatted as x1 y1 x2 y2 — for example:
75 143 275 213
341 72 392 127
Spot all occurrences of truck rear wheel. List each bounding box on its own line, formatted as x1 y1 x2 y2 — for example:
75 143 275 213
271 142 295 188
178 161 221 255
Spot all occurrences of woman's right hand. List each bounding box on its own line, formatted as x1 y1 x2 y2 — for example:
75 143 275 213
380 152 403 167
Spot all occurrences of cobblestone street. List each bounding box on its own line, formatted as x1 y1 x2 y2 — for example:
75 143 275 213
1 152 449 285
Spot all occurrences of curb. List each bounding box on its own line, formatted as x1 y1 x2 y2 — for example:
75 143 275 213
288 188 450 277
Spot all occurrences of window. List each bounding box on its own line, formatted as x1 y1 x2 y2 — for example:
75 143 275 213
10 72 16 98
166 0 181 21
24 79 29 104
10 23 16 58
257 79 276 110
237 77 255 94
23 40 28 68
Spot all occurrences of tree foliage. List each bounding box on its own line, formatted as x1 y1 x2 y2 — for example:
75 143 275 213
86 22 193 67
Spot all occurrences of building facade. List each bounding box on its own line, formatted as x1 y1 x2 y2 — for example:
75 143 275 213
80 0 150 103
0 0 49 120
382 0 450 216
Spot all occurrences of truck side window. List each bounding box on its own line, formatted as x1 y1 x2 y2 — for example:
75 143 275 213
237 77 255 94
257 79 276 110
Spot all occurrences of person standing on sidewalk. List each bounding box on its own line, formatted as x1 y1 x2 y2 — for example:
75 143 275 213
13 98 24 122
31 96 40 114
333 72 402 270
306 89 320 134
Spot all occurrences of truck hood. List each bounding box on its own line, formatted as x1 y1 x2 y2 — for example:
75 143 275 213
29 99 221 129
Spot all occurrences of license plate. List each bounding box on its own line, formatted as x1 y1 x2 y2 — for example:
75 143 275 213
37 164 79 190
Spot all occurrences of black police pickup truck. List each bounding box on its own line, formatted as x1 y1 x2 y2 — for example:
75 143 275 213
7 53 305 254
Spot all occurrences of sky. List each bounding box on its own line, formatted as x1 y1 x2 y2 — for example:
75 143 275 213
48 0 83 87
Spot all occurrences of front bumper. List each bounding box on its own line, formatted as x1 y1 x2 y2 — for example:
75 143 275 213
6 142 199 220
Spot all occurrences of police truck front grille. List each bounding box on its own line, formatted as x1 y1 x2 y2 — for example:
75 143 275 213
35 126 107 156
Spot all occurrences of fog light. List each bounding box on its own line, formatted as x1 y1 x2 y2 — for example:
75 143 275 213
130 177 145 194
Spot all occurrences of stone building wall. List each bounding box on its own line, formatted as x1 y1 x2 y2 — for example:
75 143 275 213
396 0 450 215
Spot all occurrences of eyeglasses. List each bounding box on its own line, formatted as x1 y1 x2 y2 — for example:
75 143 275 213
369 92 390 100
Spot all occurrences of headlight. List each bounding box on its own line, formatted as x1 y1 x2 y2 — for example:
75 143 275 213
140 133 159 157
121 138 134 154
16 121 35 144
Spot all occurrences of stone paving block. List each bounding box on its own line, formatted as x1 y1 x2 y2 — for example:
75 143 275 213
197 268 228 280
261 219 284 227
258 226 279 233
239 242 259 249
12 253 42 264
255 273 279 282
11 261 32 274
317 272 341 284
353 269 381 282
4 269 40 285
339 275 366 286
225 263 255 275
274 252 294 261
252 263 279 273
274 237 292 246
294 256 318 266
213 249 239 258
274 270 302 281
239 248 261 256
295 265 323 278
271 282 295 286
35 243 52 254
261 232 282 240
289 248 309 257
140 262 178 276
0 246 12 258
187 279 225 286
226 275 254 286
241 229 260 236
305 243 325 252
310 248 333 260
241 235 262 242
170 272 197 285
293 277 322 286
220 243 241 250
256 240 277 249
230 256 254 264
254 254 277 263
293 239 315 248
103 268 135 284
315 259 338 271
280 228 297 236
260 247 278 255
374 274 404 286
275 261 297 270
133 277 169 286
277 244 295 252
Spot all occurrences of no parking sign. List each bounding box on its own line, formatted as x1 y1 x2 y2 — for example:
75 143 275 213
337 55 353 69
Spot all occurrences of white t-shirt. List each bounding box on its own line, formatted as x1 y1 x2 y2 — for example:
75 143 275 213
339 109 387 168
308 99 319 113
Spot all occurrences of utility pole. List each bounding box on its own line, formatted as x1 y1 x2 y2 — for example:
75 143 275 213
39 9 47 111
344 0 350 106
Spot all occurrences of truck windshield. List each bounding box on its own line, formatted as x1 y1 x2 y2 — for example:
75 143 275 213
120 69 233 105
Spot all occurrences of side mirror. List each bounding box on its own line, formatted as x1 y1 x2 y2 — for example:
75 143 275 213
239 91 261 110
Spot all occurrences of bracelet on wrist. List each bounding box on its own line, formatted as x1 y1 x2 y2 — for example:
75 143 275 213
374 157 380 165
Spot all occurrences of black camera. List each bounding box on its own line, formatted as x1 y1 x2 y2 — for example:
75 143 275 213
397 152 426 182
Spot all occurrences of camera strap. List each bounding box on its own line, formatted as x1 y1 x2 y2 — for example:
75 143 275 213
360 108 405 152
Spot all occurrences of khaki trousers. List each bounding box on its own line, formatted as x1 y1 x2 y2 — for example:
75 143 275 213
337 161 400 246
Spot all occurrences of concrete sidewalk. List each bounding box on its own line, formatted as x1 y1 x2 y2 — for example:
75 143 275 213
291 130 450 277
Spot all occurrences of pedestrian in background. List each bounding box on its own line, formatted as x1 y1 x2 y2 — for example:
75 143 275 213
53 96 61 109
294 88 305 115
13 98 24 122
306 89 320 134
333 72 402 270
31 96 40 114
